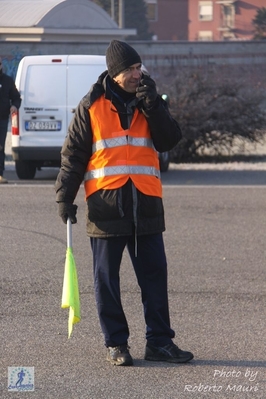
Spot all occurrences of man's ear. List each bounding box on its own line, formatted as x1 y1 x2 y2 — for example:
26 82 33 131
113 76 121 85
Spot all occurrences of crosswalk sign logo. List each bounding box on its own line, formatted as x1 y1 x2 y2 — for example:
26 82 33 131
8 367 34 392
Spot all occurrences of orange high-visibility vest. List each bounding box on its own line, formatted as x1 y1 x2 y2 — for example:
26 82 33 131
84 95 162 199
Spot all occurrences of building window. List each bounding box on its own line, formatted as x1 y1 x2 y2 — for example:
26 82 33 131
198 30 213 41
145 0 158 21
199 1 213 21
222 4 235 28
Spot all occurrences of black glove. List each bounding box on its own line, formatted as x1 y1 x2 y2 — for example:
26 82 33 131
136 78 158 108
58 202 78 224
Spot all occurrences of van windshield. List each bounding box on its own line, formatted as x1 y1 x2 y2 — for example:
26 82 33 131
24 65 66 107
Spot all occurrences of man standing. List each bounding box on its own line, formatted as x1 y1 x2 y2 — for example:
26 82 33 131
55 40 194 366
0 56 21 184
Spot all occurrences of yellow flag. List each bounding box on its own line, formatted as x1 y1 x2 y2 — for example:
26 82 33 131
61 247 80 338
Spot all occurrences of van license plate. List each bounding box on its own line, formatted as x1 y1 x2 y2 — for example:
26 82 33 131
25 121 61 131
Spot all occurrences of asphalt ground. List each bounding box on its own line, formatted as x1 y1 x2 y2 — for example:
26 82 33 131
0 168 265 398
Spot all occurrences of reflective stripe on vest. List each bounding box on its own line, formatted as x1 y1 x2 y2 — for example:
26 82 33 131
92 136 155 154
84 96 162 198
84 165 160 180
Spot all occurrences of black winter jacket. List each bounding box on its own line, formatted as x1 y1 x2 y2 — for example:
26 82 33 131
0 72 21 120
55 72 182 237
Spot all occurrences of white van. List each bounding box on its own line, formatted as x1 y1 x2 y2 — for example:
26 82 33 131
12 54 169 179
12 55 107 179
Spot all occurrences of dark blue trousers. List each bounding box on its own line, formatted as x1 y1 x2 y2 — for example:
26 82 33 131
90 233 175 347
0 119 8 176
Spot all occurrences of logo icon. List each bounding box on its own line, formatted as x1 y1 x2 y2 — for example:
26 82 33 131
8 367 34 392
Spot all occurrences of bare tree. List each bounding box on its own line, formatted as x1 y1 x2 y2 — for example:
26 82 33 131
92 0 152 39
165 71 266 162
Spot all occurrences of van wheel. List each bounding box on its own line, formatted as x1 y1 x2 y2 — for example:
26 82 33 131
15 161 36 179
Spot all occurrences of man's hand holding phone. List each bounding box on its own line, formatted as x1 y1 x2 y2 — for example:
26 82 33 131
136 77 158 108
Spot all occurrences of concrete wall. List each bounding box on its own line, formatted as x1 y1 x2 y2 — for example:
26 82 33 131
1 40 266 87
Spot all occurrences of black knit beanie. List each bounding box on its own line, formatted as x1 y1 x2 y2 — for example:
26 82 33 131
106 40 142 78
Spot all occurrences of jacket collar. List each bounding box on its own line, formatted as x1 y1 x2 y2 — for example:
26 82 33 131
80 70 140 112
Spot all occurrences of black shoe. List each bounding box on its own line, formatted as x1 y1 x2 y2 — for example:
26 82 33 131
107 345 133 366
144 342 194 363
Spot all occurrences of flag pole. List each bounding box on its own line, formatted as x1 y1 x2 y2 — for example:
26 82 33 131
62 218 81 338
67 218 72 248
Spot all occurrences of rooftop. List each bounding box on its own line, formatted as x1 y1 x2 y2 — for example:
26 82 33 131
0 0 117 29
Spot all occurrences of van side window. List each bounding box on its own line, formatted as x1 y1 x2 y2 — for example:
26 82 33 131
25 65 66 107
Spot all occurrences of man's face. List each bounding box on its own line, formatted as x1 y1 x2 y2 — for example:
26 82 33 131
113 63 142 93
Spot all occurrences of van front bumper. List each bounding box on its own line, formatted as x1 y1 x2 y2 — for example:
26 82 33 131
12 147 61 162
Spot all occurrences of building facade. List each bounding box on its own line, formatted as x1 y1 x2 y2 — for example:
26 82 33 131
188 0 262 41
145 0 263 41
145 0 188 40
